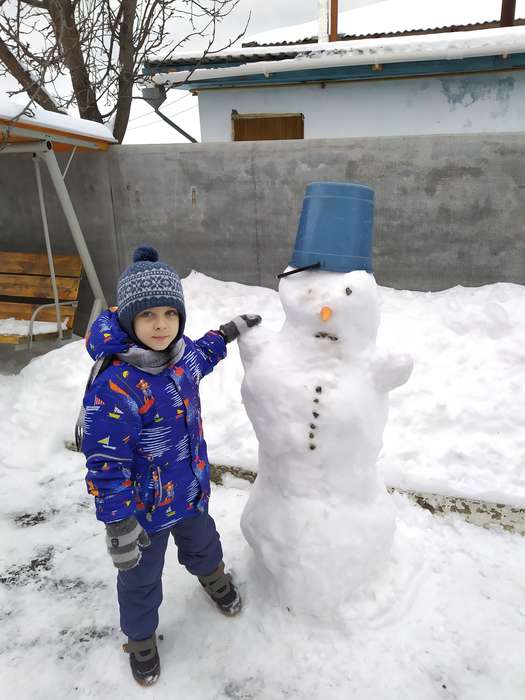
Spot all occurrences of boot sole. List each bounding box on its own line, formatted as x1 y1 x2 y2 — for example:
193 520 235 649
131 666 161 687
129 654 161 687
216 591 243 617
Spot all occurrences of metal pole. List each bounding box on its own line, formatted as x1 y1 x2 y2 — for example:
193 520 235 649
1 141 49 154
40 143 107 328
62 145 78 181
330 0 339 42
87 296 104 330
501 0 516 26
33 154 63 343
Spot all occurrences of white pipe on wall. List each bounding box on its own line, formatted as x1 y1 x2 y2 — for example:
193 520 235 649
318 0 329 43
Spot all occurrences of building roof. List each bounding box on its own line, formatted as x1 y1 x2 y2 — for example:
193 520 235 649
145 0 525 73
145 20 525 72
148 25 525 92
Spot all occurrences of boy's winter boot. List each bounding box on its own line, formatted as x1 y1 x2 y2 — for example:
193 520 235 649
123 633 160 687
198 561 242 616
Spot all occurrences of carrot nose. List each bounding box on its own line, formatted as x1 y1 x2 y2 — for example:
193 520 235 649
320 306 332 322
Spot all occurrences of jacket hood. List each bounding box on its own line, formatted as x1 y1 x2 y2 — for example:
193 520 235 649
85 308 133 361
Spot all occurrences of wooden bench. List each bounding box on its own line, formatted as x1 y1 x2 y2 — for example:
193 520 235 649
0 251 82 346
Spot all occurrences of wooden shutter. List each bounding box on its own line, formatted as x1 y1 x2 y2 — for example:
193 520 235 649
232 112 304 141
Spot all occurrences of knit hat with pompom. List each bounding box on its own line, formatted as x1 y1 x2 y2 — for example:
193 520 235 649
117 245 186 345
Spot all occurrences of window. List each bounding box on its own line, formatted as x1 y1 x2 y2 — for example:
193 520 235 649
231 111 304 141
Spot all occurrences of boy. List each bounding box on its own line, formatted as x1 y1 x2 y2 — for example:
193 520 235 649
80 245 260 686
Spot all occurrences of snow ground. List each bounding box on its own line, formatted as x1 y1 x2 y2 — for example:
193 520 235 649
1 472 525 699
0 272 524 698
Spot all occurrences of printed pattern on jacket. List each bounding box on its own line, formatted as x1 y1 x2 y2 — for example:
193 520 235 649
82 309 227 534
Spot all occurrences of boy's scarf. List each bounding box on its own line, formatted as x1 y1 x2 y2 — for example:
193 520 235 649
116 338 185 375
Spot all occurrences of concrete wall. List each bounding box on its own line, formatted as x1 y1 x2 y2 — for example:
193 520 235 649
198 71 525 142
1 132 524 333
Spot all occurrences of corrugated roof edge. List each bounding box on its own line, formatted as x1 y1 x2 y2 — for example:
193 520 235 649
242 18 525 47
145 19 525 69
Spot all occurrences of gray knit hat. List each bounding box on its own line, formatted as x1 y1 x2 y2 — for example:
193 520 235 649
117 245 186 345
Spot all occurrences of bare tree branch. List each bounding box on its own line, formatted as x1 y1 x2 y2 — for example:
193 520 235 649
0 0 249 142
0 42 59 153
0 35 62 111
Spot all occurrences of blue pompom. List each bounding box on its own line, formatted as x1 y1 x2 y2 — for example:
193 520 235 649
133 245 159 263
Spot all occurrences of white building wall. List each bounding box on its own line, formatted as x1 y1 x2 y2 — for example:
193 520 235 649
198 70 525 141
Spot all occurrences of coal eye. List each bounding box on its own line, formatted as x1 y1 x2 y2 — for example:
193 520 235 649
345 287 352 296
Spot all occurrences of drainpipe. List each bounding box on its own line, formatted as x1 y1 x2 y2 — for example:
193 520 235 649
318 0 329 43
501 0 516 26
141 85 197 143
330 0 339 42
153 108 197 143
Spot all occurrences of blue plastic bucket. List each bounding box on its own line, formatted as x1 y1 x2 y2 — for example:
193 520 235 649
290 182 374 273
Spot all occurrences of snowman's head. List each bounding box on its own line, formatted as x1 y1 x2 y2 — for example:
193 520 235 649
278 268 380 349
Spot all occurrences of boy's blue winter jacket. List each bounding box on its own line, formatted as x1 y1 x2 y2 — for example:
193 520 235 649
81 309 227 534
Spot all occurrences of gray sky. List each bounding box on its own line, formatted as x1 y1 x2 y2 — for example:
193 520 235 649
180 0 381 51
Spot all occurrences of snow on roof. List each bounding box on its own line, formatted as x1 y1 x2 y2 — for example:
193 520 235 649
154 25 525 88
0 95 116 144
246 0 525 46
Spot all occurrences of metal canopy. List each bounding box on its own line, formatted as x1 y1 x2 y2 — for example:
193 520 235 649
0 105 115 339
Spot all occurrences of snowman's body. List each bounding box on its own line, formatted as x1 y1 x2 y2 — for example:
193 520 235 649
239 269 412 617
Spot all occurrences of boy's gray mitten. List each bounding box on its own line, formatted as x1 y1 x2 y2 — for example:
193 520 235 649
219 315 262 343
105 516 151 571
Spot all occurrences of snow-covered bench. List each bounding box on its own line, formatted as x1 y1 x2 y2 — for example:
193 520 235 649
0 251 82 347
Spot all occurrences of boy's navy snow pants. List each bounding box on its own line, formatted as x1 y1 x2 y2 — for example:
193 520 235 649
117 511 223 641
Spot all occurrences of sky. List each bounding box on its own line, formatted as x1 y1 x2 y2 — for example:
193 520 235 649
166 0 380 50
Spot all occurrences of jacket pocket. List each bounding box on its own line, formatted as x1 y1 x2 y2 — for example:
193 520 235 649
138 465 162 512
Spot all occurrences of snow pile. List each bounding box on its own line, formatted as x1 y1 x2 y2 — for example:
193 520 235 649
0 94 116 143
247 0 525 45
377 283 525 505
0 272 523 505
0 317 69 336
1 271 525 697
190 273 525 507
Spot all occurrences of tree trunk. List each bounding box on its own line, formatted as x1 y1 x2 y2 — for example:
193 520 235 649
112 0 137 142
48 0 104 122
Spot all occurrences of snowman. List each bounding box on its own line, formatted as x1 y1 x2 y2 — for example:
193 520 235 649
238 182 413 619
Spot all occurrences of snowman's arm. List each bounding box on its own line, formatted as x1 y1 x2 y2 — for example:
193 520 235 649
371 350 413 393
238 325 275 368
